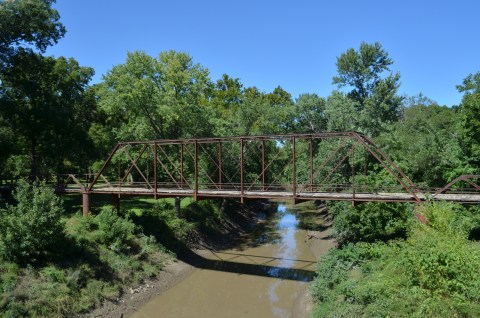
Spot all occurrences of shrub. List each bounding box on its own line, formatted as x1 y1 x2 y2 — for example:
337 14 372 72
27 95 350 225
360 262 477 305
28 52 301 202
311 202 480 318
329 201 414 244
0 181 66 264
147 201 196 241
93 206 136 252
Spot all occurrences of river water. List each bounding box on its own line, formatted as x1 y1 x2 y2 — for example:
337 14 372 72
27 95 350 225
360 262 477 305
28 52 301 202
131 202 329 318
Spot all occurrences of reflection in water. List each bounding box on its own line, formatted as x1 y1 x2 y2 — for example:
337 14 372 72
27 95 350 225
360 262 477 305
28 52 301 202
268 204 302 317
131 202 320 318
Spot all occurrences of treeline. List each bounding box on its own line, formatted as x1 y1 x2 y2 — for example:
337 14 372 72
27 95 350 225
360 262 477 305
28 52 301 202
1 1 479 190
2 1 480 317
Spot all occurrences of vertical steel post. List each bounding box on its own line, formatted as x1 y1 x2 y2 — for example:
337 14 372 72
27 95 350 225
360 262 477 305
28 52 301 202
363 145 367 192
310 138 313 192
352 144 355 206
82 192 90 216
262 139 265 191
180 143 184 189
218 142 222 190
112 194 120 211
194 141 198 201
240 138 244 202
292 136 296 199
154 143 157 198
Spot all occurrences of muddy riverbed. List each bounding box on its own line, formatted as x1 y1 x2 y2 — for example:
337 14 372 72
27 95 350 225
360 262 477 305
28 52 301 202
129 201 335 318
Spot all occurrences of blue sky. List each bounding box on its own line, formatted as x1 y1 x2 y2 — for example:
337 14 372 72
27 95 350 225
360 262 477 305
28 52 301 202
47 0 479 106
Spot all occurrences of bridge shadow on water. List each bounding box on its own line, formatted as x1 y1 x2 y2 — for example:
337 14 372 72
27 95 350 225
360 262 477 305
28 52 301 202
132 207 318 283
179 248 317 282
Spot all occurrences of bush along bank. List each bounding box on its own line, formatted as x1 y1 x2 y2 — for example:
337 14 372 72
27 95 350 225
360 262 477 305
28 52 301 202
310 201 480 317
0 181 171 317
0 182 254 317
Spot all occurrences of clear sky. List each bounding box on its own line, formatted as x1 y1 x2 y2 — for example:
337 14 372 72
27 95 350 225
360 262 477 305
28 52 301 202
46 0 479 106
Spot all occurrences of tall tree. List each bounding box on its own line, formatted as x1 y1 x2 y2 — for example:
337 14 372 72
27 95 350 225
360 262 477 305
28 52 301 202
0 0 65 69
332 42 403 136
0 0 96 176
1 54 95 175
378 103 471 186
457 71 480 166
294 93 327 133
96 50 212 144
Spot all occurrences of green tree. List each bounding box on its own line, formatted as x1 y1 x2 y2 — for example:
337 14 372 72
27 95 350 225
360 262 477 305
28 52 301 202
332 42 403 136
97 50 213 143
330 201 413 244
458 72 480 166
293 93 327 133
325 91 360 132
0 0 65 69
0 54 95 176
378 103 471 186
209 74 244 136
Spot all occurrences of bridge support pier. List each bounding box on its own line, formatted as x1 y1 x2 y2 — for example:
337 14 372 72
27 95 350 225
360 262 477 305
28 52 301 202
112 194 120 211
82 192 90 216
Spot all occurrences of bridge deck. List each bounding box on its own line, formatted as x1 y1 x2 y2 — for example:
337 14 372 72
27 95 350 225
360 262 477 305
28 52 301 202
62 187 480 203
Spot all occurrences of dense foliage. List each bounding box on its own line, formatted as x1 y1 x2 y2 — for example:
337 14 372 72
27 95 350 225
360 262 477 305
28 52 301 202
1 1 480 317
0 184 169 317
329 201 413 244
311 202 480 318
0 181 65 264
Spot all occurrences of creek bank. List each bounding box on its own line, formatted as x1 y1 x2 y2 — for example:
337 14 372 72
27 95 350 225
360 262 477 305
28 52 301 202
82 199 266 318
85 200 335 318
82 260 194 318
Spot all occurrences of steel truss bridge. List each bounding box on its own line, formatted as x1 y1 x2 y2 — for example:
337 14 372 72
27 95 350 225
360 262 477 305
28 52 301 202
48 132 480 215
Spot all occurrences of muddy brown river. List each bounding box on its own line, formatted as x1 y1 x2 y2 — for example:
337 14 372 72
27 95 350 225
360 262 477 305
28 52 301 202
131 202 333 318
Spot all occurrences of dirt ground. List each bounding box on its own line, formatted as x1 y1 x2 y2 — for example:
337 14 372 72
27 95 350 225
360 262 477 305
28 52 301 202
82 260 195 318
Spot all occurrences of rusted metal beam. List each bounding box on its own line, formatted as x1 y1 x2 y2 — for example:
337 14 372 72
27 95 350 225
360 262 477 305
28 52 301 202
82 192 90 216
240 138 244 202
262 139 265 191
194 140 198 201
88 143 121 191
292 136 296 200
154 143 157 198
310 138 313 192
219 142 222 190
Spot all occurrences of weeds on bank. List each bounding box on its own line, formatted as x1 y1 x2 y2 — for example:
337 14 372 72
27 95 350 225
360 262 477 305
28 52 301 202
0 182 171 317
311 202 480 318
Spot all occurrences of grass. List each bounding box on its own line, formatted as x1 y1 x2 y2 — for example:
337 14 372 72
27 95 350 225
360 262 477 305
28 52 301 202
62 193 194 215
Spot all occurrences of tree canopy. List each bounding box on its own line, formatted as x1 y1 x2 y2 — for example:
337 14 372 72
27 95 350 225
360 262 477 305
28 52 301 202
0 0 65 68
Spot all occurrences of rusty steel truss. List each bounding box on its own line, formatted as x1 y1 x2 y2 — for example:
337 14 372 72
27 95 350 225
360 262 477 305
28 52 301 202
55 132 480 215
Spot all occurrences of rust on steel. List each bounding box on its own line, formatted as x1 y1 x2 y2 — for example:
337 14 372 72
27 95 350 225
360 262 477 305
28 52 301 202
50 132 480 215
